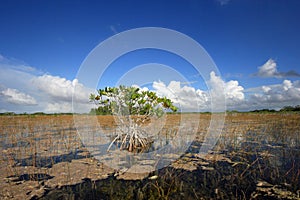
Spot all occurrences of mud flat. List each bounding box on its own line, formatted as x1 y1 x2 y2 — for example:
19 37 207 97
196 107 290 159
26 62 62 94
0 113 299 199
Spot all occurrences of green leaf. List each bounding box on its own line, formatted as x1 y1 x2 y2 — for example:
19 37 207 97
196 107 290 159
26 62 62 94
90 85 178 116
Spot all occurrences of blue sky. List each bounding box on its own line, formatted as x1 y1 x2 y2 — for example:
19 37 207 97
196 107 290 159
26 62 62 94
0 0 300 113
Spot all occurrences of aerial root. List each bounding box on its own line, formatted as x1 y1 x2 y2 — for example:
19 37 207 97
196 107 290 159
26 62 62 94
107 128 153 152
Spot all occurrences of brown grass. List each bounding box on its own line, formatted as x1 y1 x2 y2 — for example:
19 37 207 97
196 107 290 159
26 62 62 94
0 113 299 199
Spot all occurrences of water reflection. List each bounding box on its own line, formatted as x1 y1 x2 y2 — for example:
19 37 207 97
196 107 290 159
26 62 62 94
1 114 299 199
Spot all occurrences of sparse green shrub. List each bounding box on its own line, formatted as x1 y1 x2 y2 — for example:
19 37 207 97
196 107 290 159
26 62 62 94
90 85 177 152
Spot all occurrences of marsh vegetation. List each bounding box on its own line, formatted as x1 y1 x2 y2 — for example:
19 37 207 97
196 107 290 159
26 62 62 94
0 113 299 199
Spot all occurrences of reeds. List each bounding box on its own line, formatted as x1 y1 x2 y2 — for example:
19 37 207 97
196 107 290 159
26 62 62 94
0 113 299 199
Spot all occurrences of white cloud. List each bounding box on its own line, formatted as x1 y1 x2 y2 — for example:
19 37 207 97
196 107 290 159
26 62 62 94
225 80 244 102
132 84 149 92
208 71 244 110
207 72 225 110
257 59 278 77
1 88 37 105
262 86 271 93
247 79 300 109
31 74 94 113
0 55 93 113
151 72 244 111
255 59 300 78
294 80 300 88
31 75 91 103
0 54 299 113
153 80 208 111
45 102 72 113
150 72 299 111
283 80 292 91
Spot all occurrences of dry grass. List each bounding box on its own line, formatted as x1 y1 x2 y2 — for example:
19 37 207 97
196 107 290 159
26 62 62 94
0 113 299 199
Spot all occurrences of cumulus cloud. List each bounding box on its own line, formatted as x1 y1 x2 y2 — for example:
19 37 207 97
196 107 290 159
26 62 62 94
0 55 93 113
151 72 244 111
31 74 94 113
1 54 299 113
45 102 72 113
153 80 208 111
224 80 244 106
0 88 37 105
255 59 300 78
250 80 300 103
132 84 149 92
149 71 296 111
240 79 300 110
207 71 244 110
31 75 91 103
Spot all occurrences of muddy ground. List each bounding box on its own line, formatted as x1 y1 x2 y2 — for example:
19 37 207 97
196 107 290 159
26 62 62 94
0 113 299 199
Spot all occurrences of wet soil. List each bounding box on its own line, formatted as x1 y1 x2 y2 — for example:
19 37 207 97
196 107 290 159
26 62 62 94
0 113 299 199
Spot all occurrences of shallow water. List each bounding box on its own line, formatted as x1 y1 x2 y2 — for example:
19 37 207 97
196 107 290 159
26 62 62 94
0 114 299 199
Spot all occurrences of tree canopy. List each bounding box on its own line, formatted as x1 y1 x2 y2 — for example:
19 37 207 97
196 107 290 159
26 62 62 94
89 85 177 116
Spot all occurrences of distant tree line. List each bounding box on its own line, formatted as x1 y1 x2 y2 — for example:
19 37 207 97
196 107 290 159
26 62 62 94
1 105 299 116
249 109 277 113
279 105 300 112
0 112 74 116
91 104 300 115
248 105 300 113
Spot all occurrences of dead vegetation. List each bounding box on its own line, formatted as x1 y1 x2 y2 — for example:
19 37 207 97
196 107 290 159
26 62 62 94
0 113 299 199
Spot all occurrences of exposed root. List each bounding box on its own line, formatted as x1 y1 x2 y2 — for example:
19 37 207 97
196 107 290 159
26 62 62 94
107 123 153 152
